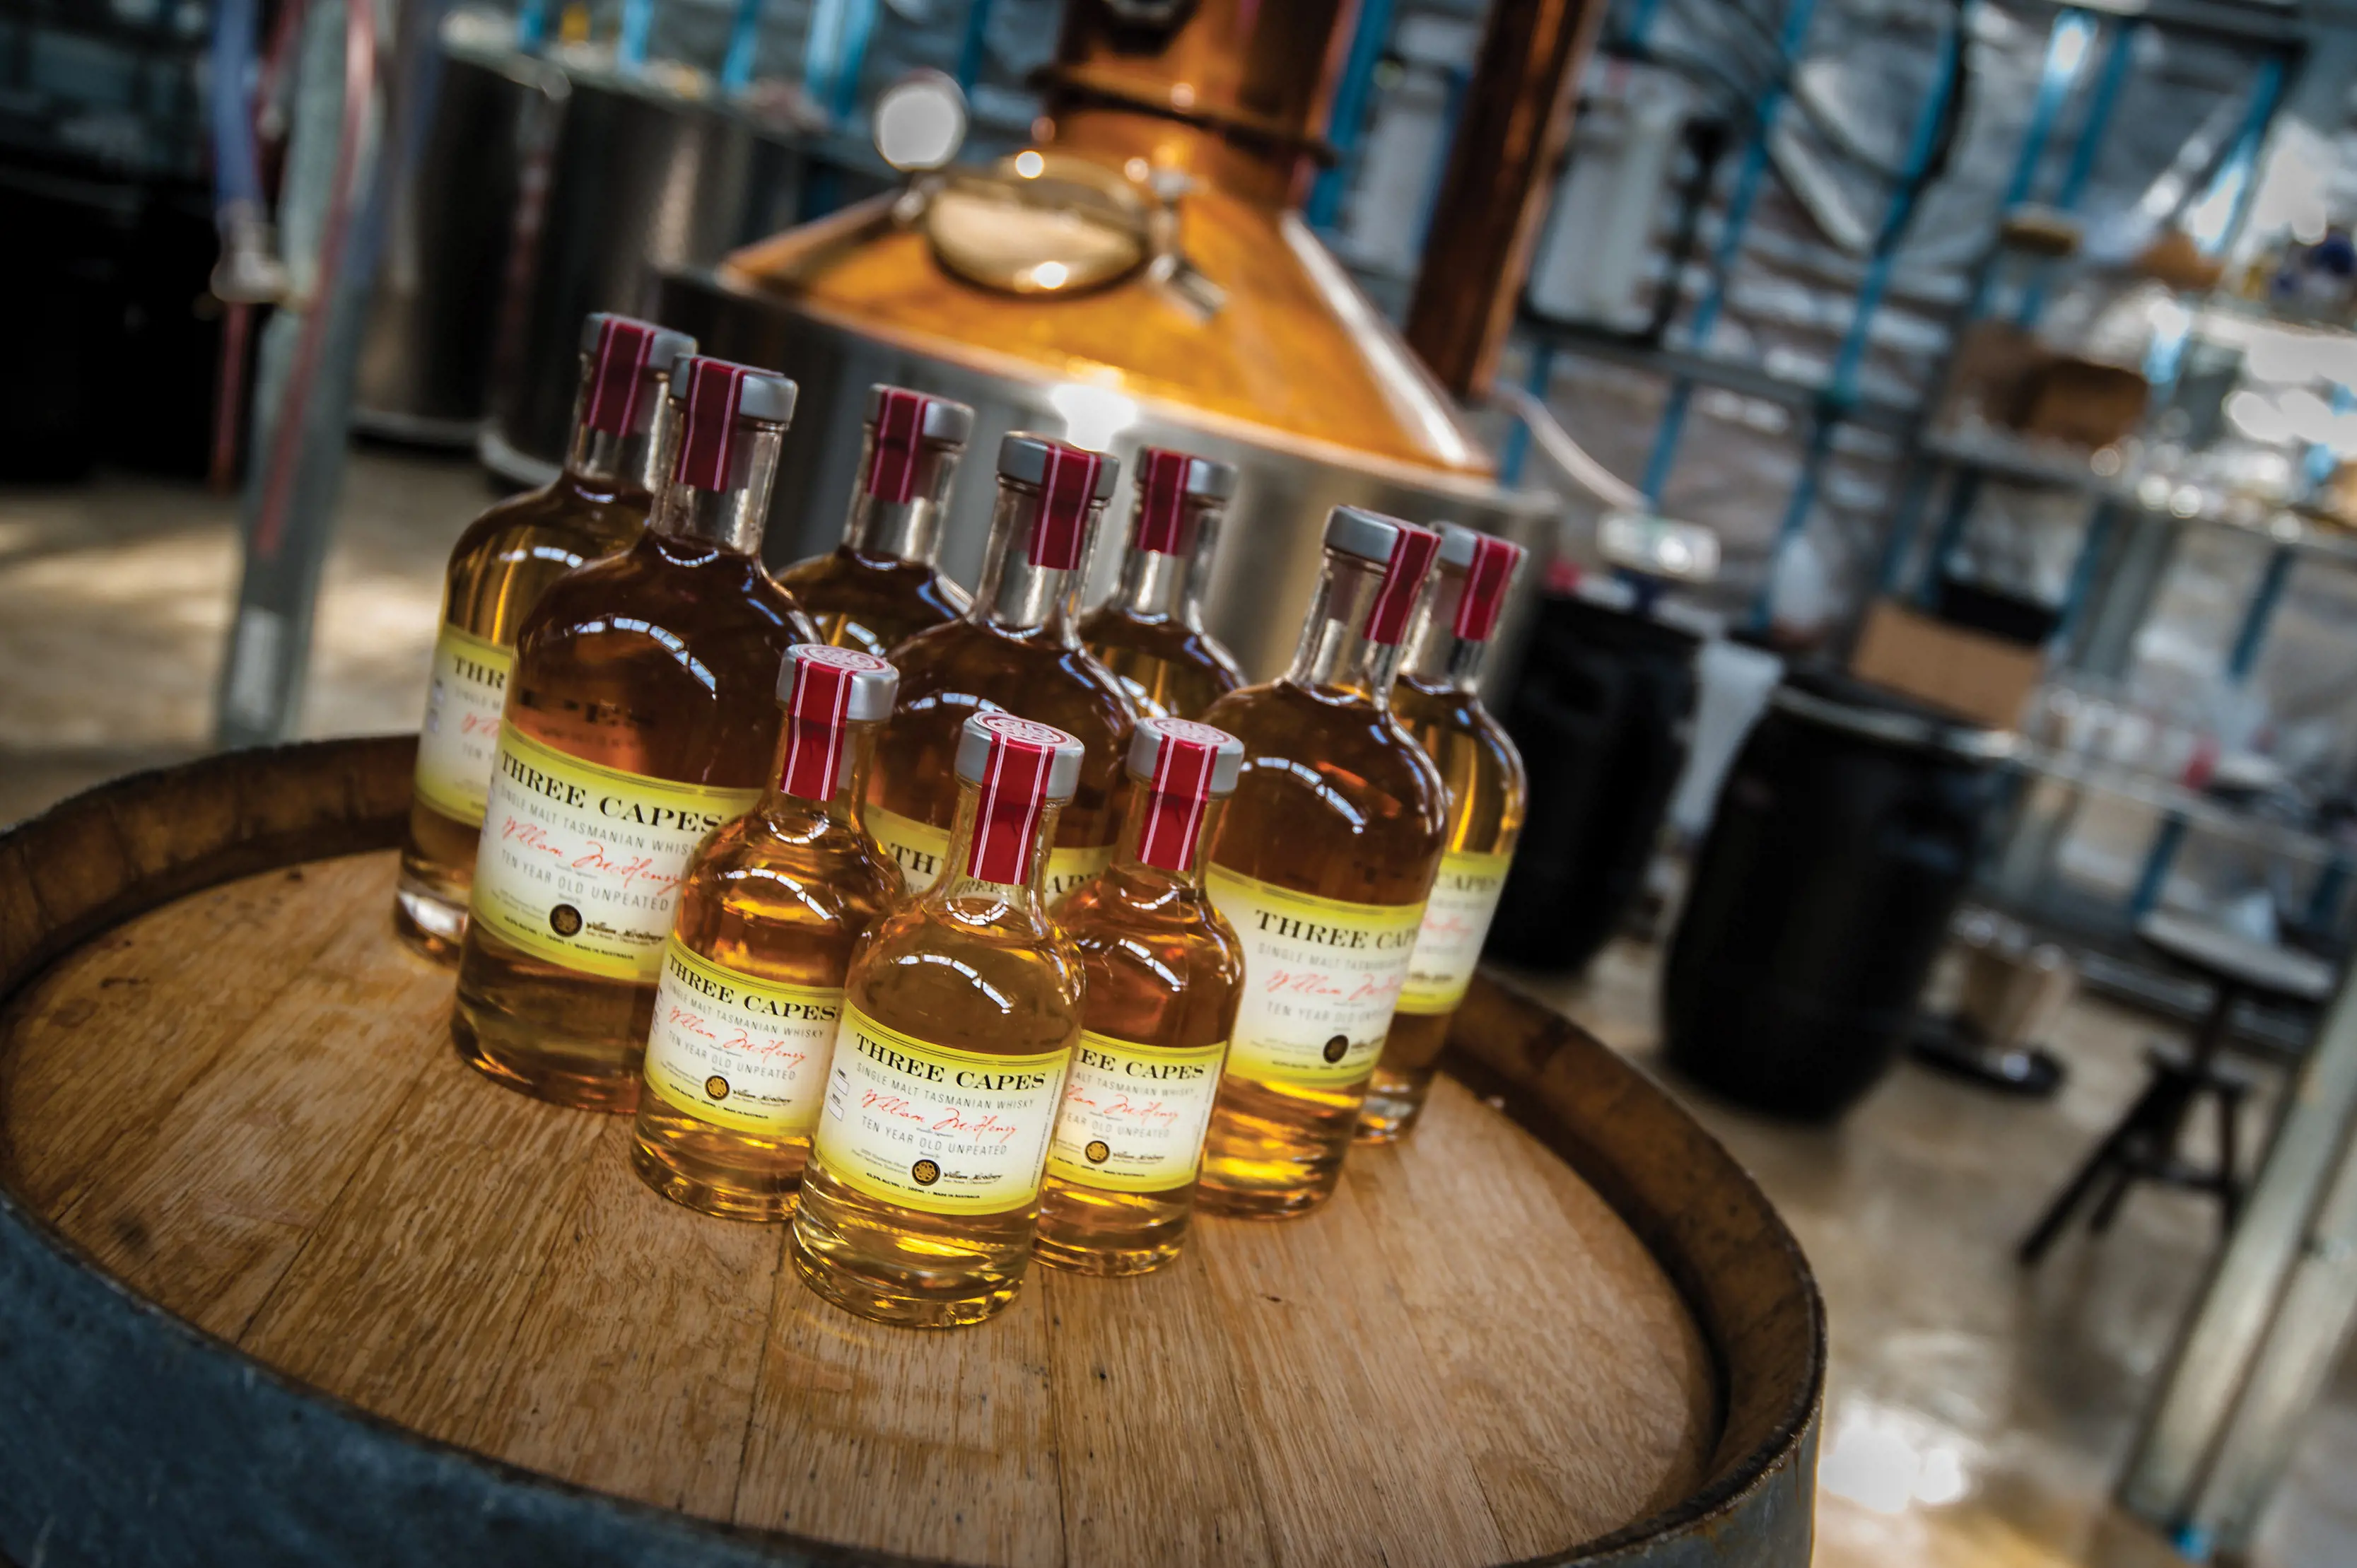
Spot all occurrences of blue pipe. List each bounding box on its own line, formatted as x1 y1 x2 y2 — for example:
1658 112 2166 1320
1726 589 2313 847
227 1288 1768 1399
830 0 879 123
1962 9 2096 320
1501 341 1557 488
1308 0 1399 230
618 0 655 72
1753 6 1964 628
721 0 765 94
208 0 264 215
2019 20 2136 323
2129 817 2187 919
515 0 551 54
955 0 995 92
2051 503 2115 650
1639 0 1823 506
2228 546 2295 684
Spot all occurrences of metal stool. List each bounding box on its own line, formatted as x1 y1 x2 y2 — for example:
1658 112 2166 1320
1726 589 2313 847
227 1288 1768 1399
2018 912 2333 1265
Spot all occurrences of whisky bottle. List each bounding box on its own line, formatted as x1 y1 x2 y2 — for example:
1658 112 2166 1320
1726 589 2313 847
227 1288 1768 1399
794 712 1087 1327
633 645 904 1220
452 357 819 1112
1193 506 1447 1218
776 385 974 656
865 433 1133 901
395 313 696 960
1034 716 1244 1275
1077 446 1247 719
1357 526 1528 1142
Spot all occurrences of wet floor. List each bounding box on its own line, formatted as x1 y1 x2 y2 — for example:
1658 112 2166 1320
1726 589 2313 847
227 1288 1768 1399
1 450 2352 1566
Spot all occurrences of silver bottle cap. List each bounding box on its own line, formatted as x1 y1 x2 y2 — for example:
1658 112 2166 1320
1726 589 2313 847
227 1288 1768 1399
1325 504 1420 564
865 384 976 443
955 711 1086 800
998 431 1119 499
776 644 899 722
1127 715 1243 795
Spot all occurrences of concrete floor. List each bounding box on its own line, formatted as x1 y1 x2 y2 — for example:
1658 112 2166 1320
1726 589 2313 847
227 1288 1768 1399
2 449 2353 1567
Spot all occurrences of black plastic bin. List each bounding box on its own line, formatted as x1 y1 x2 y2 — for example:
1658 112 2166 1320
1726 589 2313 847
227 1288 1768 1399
1662 670 2009 1120
1486 588 1702 973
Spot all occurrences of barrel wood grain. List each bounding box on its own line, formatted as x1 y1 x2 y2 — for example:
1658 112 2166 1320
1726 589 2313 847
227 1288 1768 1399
0 738 1820 1568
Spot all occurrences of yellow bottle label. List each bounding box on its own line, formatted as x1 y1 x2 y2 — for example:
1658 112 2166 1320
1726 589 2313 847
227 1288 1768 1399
864 802 953 894
863 802 1113 899
1204 865 1427 1089
1046 1031 1227 1193
1395 848 1515 1016
411 624 513 826
643 937 841 1135
812 1004 1070 1216
469 724 756 983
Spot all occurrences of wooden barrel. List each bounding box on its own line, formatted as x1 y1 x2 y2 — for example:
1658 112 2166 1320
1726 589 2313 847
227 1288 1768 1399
0 738 1820 1567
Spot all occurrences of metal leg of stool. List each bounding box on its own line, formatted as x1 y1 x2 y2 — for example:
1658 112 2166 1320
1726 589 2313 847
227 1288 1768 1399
2089 1152 2142 1234
2022 1116 2141 1265
2213 1086 2242 1232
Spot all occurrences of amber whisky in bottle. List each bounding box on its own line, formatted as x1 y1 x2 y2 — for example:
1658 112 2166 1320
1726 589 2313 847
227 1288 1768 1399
794 713 1087 1327
865 433 1133 901
777 385 974 656
452 358 819 1112
1193 507 1446 1217
1077 446 1246 719
395 313 696 960
633 645 904 1219
1357 527 1528 1142
1035 716 1244 1275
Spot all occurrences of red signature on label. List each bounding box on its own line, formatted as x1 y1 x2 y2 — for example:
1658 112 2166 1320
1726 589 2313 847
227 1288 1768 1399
667 1005 718 1041
460 713 501 737
1422 911 1478 941
1065 1084 1181 1128
1263 968 1402 1005
722 1029 806 1067
860 1089 928 1127
932 1108 1021 1147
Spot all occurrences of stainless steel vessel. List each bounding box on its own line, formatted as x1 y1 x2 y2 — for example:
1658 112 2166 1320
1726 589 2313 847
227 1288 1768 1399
657 267 1556 679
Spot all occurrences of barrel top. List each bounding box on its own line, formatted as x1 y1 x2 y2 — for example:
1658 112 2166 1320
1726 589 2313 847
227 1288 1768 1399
0 738 1819 1568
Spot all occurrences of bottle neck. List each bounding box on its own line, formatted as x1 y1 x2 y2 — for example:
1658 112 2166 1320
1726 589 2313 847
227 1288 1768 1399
842 429 957 566
1109 789 1224 891
563 380 672 496
1400 568 1491 692
760 720 877 822
650 420 784 556
1112 546 1189 622
1283 553 1408 706
923 784 1065 932
969 484 1091 644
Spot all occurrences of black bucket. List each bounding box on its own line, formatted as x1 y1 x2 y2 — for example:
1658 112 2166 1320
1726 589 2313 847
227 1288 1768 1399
1662 670 2008 1120
1486 589 1702 973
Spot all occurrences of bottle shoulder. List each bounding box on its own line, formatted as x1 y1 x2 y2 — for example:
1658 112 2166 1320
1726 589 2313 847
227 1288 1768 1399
1396 684 1526 801
889 621 1135 741
686 813 904 931
853 899 1087 1036
448 480 643 574
1205 682 1447 812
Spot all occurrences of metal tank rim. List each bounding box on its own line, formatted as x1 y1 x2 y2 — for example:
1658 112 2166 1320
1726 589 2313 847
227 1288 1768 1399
0 735 1821 1567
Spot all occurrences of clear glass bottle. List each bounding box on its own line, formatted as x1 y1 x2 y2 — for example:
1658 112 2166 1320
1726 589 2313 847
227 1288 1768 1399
395 313 696 960
794 713 1088 1328
1193 507 1447 1218
1357 527 1528 1142
1077 446 1247 720
1035 716 1244 1275
633 645 905 1220
452 357 819 1113
776 385 975 656
865 432 1133 902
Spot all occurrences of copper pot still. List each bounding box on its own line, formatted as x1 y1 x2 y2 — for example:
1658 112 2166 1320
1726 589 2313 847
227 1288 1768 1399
658 0 1567 681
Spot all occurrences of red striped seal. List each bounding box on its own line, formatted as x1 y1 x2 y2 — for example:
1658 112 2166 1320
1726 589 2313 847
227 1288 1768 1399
966 713 1082 885
1453 534 1524 642
1130 717 1239 873
1131 447 1198 557
1363 522 1441 646
673 358 750 493
864 387 930 503
582 317 659 437
1027 441 1105 571
778 646 894 801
